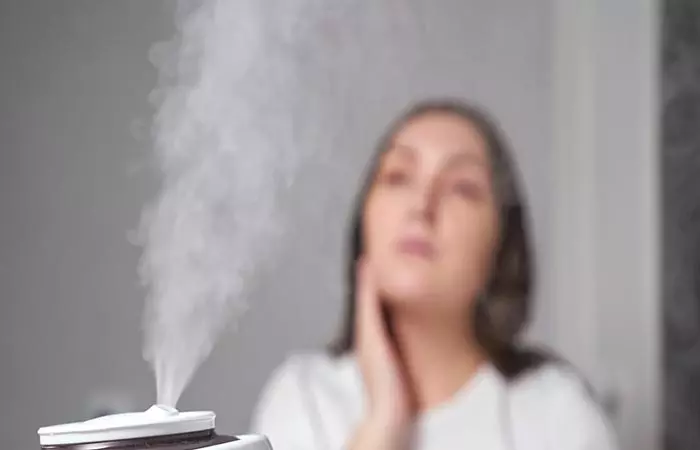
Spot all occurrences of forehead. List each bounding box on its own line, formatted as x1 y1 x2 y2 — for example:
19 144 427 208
389 112 489 160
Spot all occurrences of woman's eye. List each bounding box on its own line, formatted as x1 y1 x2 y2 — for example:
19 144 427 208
382 170 410 186
452 180 483 199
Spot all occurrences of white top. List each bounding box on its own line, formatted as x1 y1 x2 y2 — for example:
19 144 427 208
251 353 618 450
38 405 215 446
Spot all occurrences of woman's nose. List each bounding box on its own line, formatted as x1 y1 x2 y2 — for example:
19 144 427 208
409 180 439 224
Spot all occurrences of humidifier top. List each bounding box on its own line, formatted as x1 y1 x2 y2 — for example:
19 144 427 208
37 404 216 446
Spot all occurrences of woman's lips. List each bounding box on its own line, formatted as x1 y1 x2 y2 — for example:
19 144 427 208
397 236 436 258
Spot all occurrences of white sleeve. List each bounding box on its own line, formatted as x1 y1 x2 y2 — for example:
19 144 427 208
545 372 619 450
250 356 322 450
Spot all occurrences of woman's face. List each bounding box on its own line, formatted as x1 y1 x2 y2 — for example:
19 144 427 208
363 112 499 315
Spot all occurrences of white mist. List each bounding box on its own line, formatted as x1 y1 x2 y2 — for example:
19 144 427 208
137 0 505 409
138 0 316 407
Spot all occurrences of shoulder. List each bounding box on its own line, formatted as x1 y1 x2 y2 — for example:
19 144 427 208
508 363 619 449
254 352 359 404
250 352 361 449
512 361 590 397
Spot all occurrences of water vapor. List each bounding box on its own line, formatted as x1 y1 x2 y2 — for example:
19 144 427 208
138 0 429 407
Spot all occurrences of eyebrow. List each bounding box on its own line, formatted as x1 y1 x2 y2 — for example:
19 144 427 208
386 143 418 161
387 142 488 169
444 152 489 170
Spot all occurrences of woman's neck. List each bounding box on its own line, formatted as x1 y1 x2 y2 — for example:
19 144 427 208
388 309 486 412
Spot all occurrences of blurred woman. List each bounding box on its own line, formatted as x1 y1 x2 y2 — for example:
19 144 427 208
251 99 617 450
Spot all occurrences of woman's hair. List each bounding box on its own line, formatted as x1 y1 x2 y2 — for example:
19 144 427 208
329 98 550 380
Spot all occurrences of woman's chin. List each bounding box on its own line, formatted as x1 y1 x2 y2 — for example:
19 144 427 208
378 273 438 307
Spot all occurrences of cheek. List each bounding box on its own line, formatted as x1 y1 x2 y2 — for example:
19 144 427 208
362 191 401 258
362 192 422 296
440 205 499 285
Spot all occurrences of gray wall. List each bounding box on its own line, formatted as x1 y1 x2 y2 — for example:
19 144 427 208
3 0 650 448
0 1 171 447
548 2 660 449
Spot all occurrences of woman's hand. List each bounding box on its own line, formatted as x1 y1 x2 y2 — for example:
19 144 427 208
349 258 414 449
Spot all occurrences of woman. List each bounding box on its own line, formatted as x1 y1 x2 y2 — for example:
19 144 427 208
251 99 617 450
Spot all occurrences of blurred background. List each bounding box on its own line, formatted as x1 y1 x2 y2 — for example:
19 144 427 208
0 0 672 449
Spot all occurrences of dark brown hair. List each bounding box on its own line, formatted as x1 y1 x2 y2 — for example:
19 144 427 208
329 98 550 380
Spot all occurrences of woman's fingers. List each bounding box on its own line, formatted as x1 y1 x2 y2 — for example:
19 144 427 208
354 256 414 429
